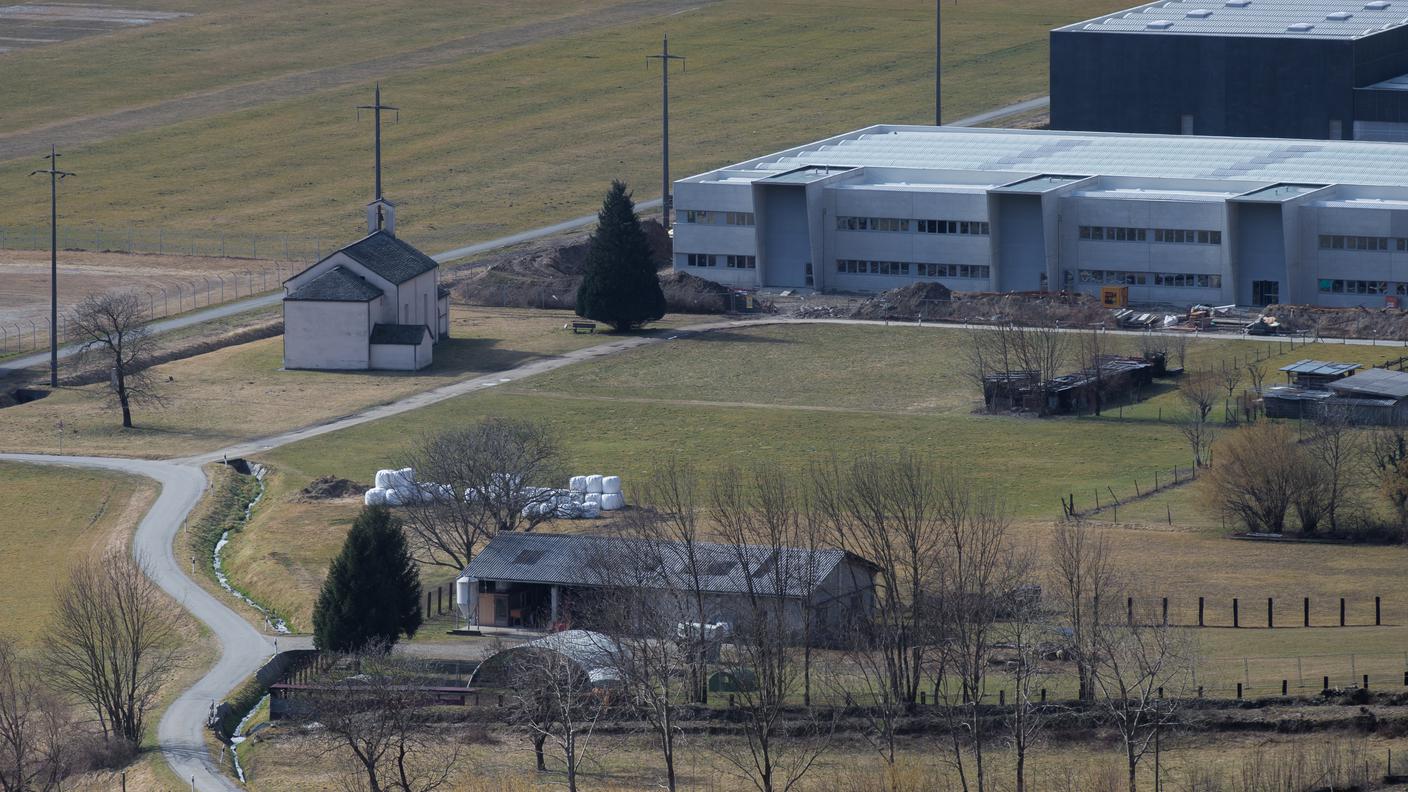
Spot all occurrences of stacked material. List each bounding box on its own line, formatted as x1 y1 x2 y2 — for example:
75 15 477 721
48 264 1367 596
567 473 625 510
365 468 623 519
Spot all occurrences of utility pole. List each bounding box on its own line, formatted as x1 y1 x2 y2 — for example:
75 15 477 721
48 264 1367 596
357 83 398 206
648 35 685 230
935 0 942 125
30 145 73 388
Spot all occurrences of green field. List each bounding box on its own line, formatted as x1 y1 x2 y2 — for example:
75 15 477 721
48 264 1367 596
0 0 1122 249
0 462 154 643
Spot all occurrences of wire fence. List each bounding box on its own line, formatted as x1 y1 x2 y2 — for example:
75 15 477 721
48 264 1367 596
0 225 330 261
0 261 296 358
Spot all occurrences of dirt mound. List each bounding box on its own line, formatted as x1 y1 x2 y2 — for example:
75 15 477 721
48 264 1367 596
446 219 673 310
658 269 732 314
294 476 367 501
850 282 953 320
847 286 1111 327
1263 303 1408 340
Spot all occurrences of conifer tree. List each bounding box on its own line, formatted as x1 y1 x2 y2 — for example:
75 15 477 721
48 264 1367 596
575 180 666 331
313 505 423 652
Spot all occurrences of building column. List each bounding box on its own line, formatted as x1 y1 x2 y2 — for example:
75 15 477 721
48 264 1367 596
550 585 560 625
459 577 478 628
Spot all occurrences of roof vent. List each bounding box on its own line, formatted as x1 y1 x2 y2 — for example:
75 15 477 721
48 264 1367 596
1365 1 1390 9
1287 21 1315 30
1327 11 1353 19
1146 18 1174 28
1186 8 1213 17
1225 0 1250 7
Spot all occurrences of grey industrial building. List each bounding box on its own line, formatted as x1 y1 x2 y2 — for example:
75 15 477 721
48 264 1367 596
1050 0 1408 141
672 124 1408 307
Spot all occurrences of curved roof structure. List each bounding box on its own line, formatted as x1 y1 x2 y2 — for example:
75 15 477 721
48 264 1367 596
469 630 625 687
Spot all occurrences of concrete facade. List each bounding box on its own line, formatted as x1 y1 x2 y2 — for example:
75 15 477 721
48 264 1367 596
674 125 1408 308
1050 0 1408 141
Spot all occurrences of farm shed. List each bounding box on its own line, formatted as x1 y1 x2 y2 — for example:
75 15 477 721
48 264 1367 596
1262 386 1332 419
455 532 878 645
1279 360 1360 390
983 355 1156 414
469 629 625 689
1325 369 1408 424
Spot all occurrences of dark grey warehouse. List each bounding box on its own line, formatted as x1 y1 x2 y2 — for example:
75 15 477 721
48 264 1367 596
1051 0 1408 141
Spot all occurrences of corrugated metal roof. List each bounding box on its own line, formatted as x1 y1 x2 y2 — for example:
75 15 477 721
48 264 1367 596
1060 0 1408 39
1279 359 1362 376
461 532 866 599
1328 368 1408 398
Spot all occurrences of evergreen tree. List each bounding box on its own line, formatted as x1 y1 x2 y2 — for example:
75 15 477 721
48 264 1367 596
575 180 666 331
313 505 423 652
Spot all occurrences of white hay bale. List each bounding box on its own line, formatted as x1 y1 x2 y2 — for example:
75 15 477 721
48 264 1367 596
601 476 622 495
585 493 602 506
585 475 604 494
556 502 581 519
374 469 397 490
600 493 625 511
579 502 602 519
363 488 387 507
384 488 405 507
569 476 588 493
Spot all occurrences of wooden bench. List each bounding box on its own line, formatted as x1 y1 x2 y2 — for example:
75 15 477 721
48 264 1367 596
568 321 597 334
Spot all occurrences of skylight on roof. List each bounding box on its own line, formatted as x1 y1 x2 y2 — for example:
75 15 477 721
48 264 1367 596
1147 19 1174 28
1225 0 1250 7
1326 11 1354 19
1186 8 1213 17
1365 0 1390 9
1287 21 1315 30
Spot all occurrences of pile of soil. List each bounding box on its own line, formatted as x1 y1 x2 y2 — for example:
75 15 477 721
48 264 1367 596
294 476 367 502
1262 303 1408 340
658 270 733 314
849 282 953 320
446 219 672 311
847 286 1112 327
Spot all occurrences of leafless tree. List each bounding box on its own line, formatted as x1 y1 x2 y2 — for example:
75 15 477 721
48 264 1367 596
1171 334 1191 371
1080 327 1113 416
503 643 608 792
1245 358 1268 395
1304 406 1363 533
1050 520 1118 702
998 577 1058 792
70 292 164 428
0 638 71 792
1091 620 1194 792
43 551 184 746
1217 363 1242 405
629 458 715 704
708 466 836 792
301 652 459 792
1138 332 1168 362
1370 427 1408 527
398 418 563 570
1176 409 1216 469
1200 422 1300 533
965 324 1070 414
1178 370 1220 425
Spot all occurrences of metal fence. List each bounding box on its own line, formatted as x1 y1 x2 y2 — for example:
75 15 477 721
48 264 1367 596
0 261 295 357
0 225 330 261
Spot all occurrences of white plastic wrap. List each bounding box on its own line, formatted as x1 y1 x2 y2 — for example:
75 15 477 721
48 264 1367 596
374 470 396 490
601 475 622 495
579 502 602 519
585 475 604 494
363 488 387 507
556 502 581 519
600 493 625 511
585 493 602 506
384 488 405 507
569 476 588 493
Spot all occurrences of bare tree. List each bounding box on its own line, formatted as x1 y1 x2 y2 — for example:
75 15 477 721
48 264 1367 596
1178 370 1220 425
1080 327 1112 416
965 324 1070 414
0 638 70 792
398 418 563 570
43 551 184 746
70 292 163 428
1370 427 1408 528
1176 409 1216 469
503 642 608 792
1051 520 1118 702
1245 358 1267 395
301 652 459 792
1304 406 1363 533
1217 363 1242 410
999 578 1058 792
1200 422 1300 533
1171 334 1191 372
1091 620 1193 792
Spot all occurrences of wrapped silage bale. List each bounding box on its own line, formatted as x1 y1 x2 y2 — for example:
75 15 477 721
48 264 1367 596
585 475 604 494
374 469 397 490
600 493 625 511
556 502 581 519
384 488 405 507
579 502 602 519
585 493 602 506
569 476 588 493
601 476 622 495
364 488 387 507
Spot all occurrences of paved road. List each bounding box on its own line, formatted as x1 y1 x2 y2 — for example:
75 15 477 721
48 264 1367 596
948 95 1050 128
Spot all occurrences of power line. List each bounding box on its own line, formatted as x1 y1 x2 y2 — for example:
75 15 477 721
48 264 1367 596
647 35 685 230
29 144 73 388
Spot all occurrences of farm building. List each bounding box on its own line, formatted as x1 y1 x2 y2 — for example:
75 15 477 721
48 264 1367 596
1051 0 1408 141
455 532 878 644
1265 366 1408 422
674 125 1408 308
983 354 1158 414
1279 359 1362 389
281 200 449 371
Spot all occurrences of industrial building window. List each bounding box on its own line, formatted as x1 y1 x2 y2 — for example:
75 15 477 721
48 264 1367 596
725 254 756 269
1079 226 1146 242
1152 228 1222 245
1318 234 1391 251
682 210 716 224
725 212 755 226
685 253 716 267
1081 226 1219 244
917 219 990 235
1319 279 1389 294
836 216 910 232
836 258 912 276
916 262 991 279
1079 269 1221 288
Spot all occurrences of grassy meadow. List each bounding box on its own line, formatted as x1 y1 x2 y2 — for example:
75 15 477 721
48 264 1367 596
0 0 1126 249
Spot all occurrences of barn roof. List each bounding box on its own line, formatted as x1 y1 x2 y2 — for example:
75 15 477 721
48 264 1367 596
1279 359 1361 377
1328 368 1408 399
284 265 383 302
460 532 872 599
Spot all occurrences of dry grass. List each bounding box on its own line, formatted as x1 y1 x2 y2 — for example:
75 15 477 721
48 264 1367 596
0 307 705 458
0 462 156 643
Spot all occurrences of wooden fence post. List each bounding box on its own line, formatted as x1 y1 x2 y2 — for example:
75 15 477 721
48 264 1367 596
1304 597 1310 627
1233 598 1239 628
1162 597 1169 626
1377 596 1382 626
1341 597 1346 627
1198 597 1205 627
1268 597 1274 629
1128 597 1134 625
